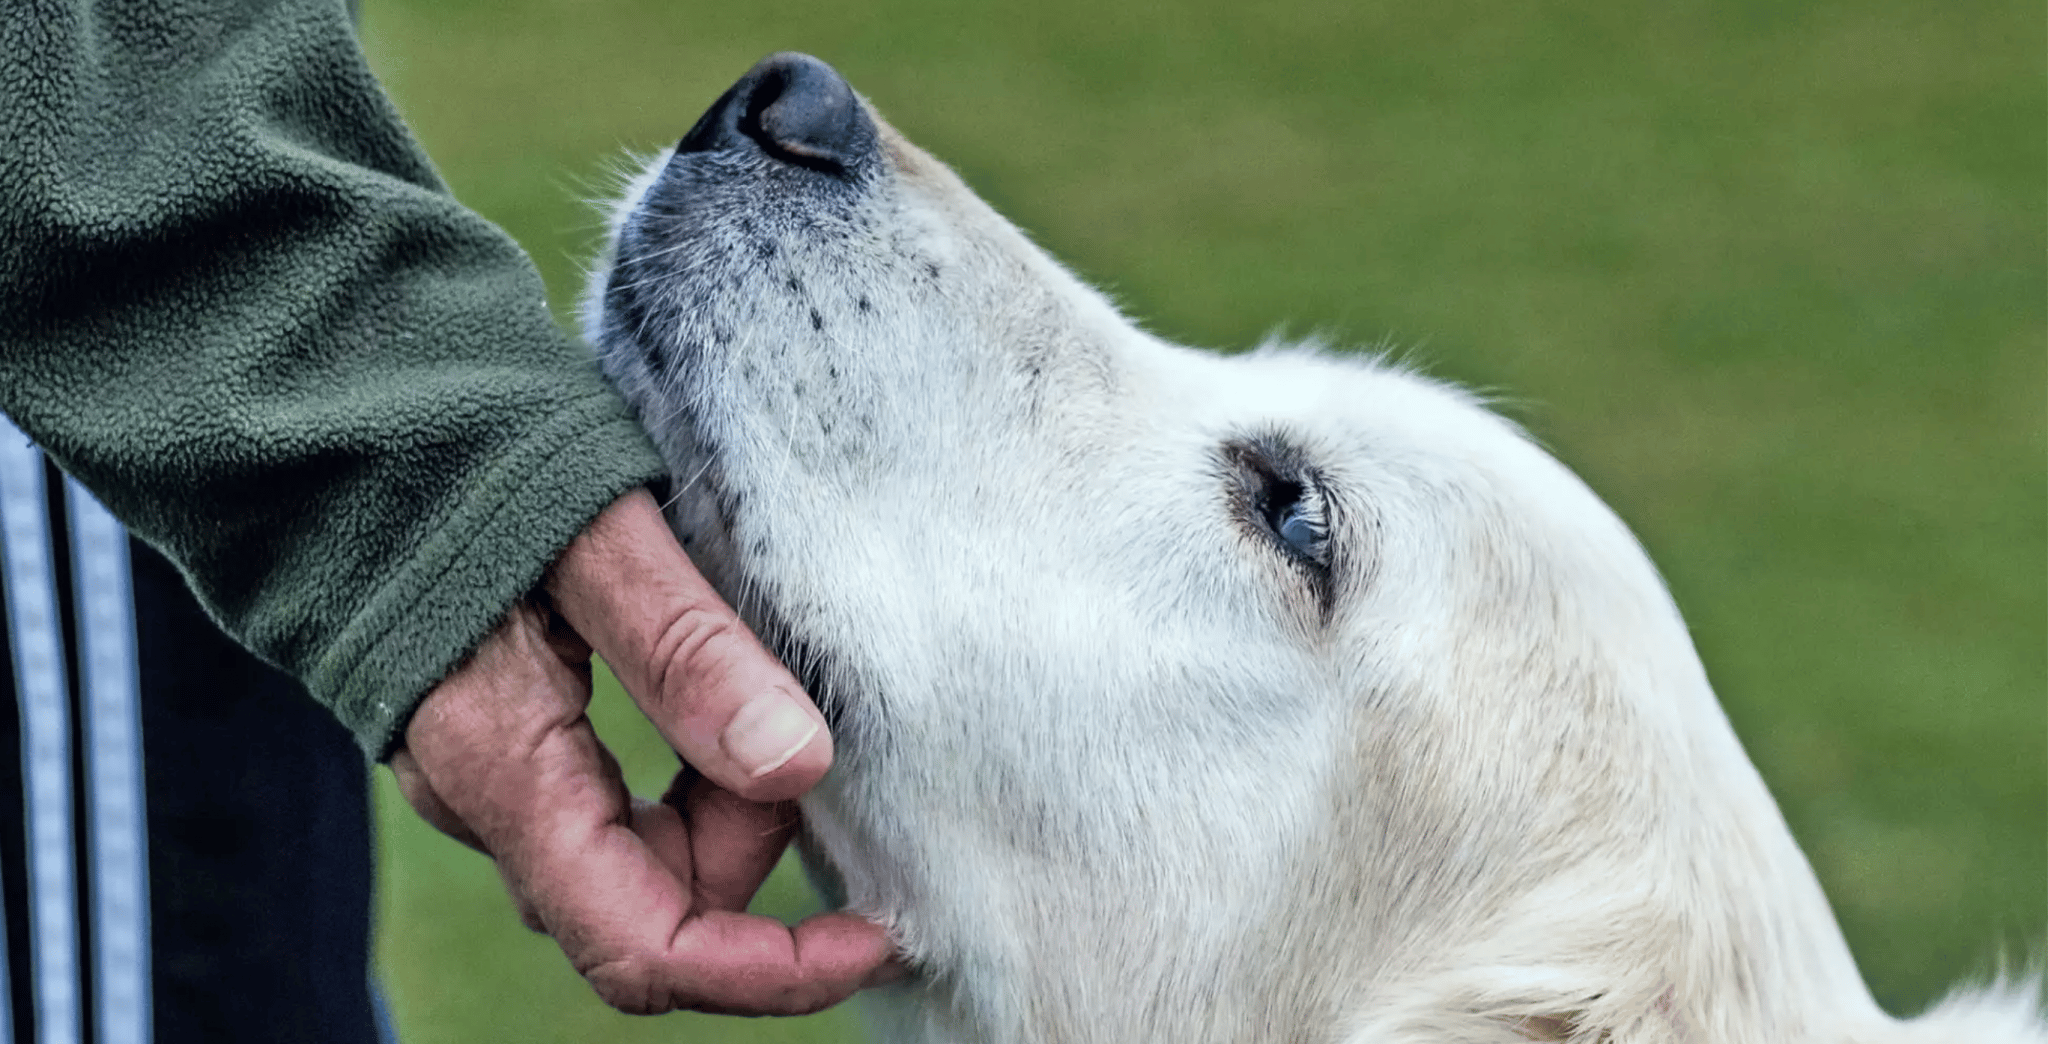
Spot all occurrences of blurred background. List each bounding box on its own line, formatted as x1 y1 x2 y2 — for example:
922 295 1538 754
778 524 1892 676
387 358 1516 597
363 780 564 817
356 0 2044 1040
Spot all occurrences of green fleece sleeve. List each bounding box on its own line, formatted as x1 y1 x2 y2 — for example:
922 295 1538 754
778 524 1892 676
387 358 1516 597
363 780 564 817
0 0 666 756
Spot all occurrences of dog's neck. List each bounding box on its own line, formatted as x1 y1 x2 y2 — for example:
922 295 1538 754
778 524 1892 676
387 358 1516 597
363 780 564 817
799 619 1896 1044
813 756 1891 1044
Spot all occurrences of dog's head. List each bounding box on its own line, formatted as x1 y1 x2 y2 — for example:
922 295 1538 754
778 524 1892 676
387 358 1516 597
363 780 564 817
585 54 1898 1044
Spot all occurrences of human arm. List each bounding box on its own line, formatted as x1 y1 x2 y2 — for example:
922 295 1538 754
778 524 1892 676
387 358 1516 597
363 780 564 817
0 0 645 751
0 0 892 1012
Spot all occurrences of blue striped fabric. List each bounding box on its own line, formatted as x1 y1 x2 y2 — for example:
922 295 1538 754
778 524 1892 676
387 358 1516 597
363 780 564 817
0 418 81 1044
65 480 151 1044
3 413 390 1044
1 806 10 1044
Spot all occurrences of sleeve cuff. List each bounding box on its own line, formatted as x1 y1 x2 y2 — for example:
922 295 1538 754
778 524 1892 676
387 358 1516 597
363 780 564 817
310 393 664 758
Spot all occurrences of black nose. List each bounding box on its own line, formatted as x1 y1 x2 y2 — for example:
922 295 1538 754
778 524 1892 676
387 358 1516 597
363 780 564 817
677 52 874 174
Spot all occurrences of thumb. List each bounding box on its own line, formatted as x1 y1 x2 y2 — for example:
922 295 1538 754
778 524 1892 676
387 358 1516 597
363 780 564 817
543 488 832 802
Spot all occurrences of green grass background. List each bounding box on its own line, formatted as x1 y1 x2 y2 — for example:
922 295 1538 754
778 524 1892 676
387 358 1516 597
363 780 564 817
358 1 2045 1039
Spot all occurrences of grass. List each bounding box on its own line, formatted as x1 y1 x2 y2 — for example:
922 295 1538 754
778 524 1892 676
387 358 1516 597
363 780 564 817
360 0 2045 1039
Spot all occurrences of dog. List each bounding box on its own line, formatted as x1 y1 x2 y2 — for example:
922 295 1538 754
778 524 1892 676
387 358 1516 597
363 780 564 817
579 52 2043 1044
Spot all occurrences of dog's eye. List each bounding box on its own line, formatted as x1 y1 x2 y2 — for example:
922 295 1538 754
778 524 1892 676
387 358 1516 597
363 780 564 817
1275 497 1325 558
1264 476 1330 565
1221 436 1335 588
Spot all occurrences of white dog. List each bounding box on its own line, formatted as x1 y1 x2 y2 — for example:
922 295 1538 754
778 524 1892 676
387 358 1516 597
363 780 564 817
581 53 2042 1044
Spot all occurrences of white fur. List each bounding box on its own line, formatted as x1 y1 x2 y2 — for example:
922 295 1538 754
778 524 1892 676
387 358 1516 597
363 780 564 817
580 80 2042 1044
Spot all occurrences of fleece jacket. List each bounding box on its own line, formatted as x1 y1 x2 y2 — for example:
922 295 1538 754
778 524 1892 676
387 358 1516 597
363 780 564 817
0 0 666 757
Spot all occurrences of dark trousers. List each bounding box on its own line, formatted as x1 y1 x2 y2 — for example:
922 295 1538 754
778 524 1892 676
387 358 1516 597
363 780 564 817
2 435 389 1044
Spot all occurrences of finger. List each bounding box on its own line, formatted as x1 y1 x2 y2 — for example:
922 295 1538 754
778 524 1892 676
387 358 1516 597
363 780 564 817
530 590 596 669
388 748 488 854
628 796 693 887
545 488 832 802
493 862 550 934
670 770 803 914
492 724 886 1014
584 910 895 1016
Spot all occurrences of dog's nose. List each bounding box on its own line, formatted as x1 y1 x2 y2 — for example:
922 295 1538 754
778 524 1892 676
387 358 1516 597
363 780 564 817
677 52 874 173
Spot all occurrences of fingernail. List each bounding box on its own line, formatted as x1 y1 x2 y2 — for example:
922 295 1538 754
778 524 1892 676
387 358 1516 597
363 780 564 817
723 691 821 778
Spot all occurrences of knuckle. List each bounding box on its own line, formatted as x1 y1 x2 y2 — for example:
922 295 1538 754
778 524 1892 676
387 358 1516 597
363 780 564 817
584 958 667 1015
516 902 547 935
648 603 752 708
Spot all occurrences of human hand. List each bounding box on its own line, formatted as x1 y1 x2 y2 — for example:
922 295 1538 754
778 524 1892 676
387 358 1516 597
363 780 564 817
387 488 895 1015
